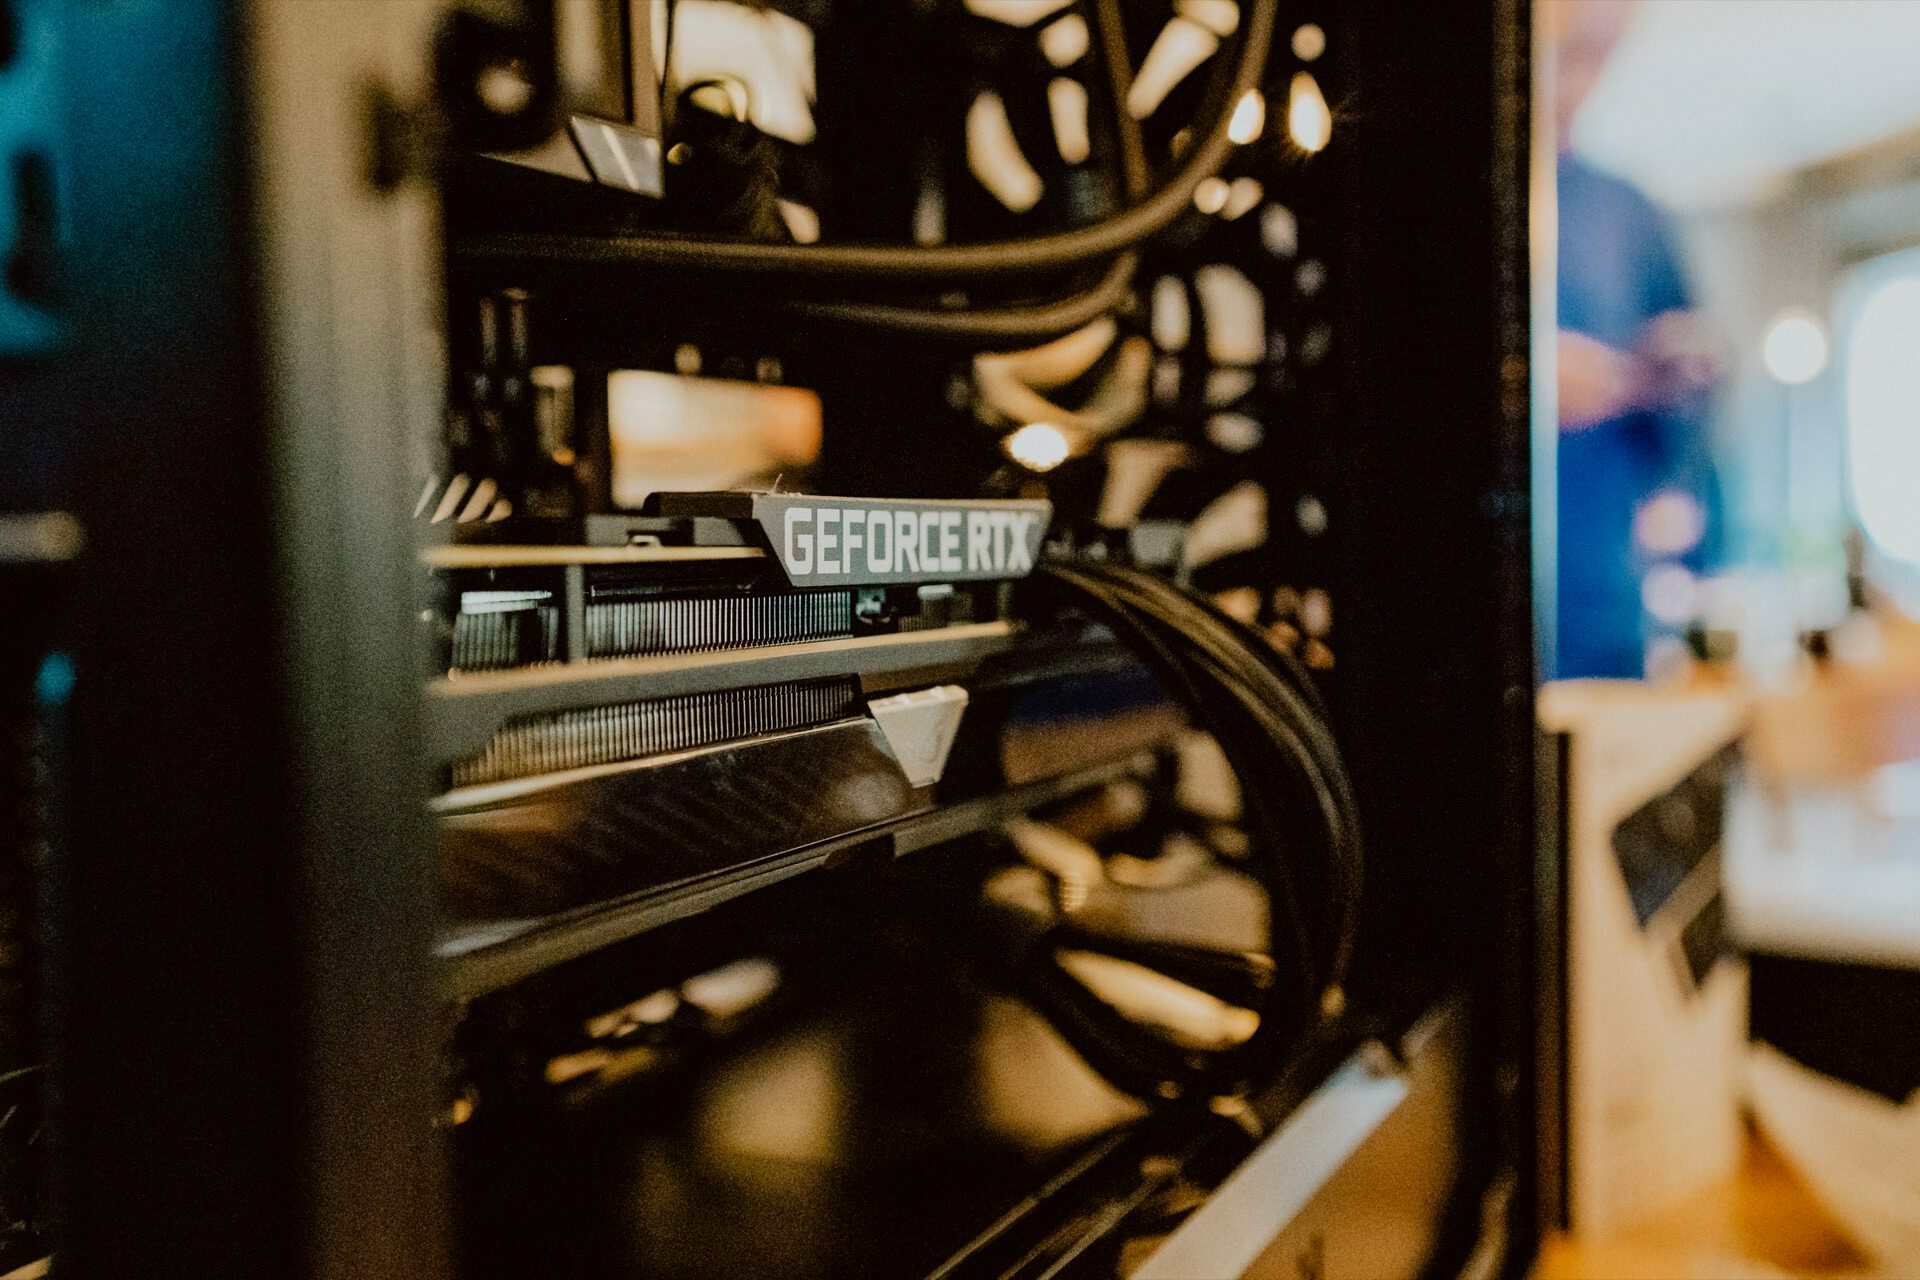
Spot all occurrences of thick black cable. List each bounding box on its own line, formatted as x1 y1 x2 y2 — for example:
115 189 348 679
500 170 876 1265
771 0 1158 342
1094 0 1152 201
1039 561 1364 1003
1062 563 1342 783
453 0 1280 283
1068 562 1364 984
1055 571 1325 1004
780 251 1139 343
1094 560 1335 723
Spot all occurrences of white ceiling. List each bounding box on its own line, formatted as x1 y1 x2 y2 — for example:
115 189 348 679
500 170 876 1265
1573 0 1920 209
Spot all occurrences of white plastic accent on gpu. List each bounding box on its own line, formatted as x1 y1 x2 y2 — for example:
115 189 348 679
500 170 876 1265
867 685 970 788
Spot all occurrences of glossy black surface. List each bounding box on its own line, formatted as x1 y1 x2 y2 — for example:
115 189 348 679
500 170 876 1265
439 718 919 921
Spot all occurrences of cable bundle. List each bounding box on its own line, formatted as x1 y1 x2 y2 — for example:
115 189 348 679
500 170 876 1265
455 0 1282 345
1034 558 1362 1074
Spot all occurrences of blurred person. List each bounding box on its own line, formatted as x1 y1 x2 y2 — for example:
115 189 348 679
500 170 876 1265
1549 0 1720 679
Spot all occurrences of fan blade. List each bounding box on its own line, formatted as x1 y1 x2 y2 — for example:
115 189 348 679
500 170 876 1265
1223 175 1264 220
966 0 1076 27
1182 479 1268 568
1205 367 1257 407
1176 0 1241 37
967 90 1045 213
975 331 1147 442
1071 336 1153 439
776 199 820 244
1128 17 1219 120
977 317 1118 389
1098 439 1192 529
1018 954 1208 1099
670 1 817 145
1175 729 1242 822
1151 275 1192 352
1055 949 1260 1052
1195 264 1266 365
1055 924 1277 1012
1048 77 1092 165
1008 819 1106 891
1261 202 1299 257
1206 410 1262 452
1039 13 1091 67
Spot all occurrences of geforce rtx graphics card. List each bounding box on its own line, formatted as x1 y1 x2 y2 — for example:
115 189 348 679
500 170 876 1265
424 495 1172 937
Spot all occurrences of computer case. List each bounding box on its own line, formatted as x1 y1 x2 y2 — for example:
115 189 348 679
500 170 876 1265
0 2 1537 1277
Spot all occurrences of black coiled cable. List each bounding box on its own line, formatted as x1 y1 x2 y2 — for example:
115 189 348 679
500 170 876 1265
1036 559 1363 1057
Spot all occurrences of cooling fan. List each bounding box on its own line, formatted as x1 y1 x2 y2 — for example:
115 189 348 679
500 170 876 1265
973 232 1332 662
946 0 1245 228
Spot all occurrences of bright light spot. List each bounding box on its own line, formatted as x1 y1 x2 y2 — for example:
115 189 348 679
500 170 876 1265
1847 276 1920 564
682 958 781 1018
1287 72 1332 152
1228 89 1266 145
1641 563 1700 626
1762 309 1828 385
476 62 535 116
1291 23 1326 61
34 652 74 708
1633 489 1705 556
1193 176 1230 214
1005 422 1071 472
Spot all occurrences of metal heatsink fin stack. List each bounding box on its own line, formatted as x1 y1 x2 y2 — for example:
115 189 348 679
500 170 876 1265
450 676 862 789
451 599 561 672
585 590 853 659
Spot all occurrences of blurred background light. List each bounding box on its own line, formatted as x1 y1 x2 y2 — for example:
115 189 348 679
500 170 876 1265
1641 563 1702 626
1576 1 1920 209
1633 490 1707 556
1762 310 1829 385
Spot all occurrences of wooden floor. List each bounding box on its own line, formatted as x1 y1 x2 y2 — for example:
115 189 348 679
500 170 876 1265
1535 1128 1873 1280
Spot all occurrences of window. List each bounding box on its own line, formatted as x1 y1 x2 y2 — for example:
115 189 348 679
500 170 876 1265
1844 252 1920 565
